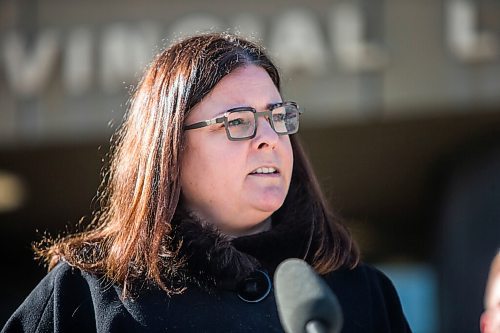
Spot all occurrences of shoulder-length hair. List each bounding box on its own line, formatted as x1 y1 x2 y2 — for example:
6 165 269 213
36 32 359 295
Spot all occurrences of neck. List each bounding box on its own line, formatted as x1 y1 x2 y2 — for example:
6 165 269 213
223 217 272 239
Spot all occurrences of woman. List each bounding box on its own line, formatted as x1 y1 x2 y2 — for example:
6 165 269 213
3 33 411 332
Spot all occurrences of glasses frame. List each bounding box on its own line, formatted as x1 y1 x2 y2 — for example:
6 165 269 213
184 101 301 141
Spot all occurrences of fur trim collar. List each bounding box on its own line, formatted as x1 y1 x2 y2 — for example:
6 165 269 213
170 209 314 291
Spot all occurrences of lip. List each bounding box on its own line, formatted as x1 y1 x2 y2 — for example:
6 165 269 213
248 172 280 177
248 165 280 176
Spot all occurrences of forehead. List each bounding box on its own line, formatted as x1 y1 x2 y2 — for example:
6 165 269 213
188 65 281 121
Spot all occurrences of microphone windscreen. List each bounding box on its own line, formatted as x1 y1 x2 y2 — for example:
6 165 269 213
274 258 343 333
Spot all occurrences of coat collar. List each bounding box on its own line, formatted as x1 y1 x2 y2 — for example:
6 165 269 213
169 208 314 291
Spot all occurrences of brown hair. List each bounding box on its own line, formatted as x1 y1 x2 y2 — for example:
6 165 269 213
36 32 359 295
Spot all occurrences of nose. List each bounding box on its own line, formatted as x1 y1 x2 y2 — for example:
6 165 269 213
252 115 279 150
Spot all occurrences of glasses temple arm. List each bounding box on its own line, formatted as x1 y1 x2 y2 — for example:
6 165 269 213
184 117 225 130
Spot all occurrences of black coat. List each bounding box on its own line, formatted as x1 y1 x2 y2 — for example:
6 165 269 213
3 212 412 332
3 261 411 333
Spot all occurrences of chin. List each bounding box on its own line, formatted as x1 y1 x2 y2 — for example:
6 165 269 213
253 194 287 214
244 185 289 214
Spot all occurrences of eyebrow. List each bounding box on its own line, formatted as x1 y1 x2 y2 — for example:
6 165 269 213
215 102 283 116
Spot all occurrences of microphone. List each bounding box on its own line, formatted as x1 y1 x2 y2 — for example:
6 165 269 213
274 258 343 333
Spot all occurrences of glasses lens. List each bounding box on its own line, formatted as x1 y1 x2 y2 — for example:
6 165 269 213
226 110 255 139
272 104 299 134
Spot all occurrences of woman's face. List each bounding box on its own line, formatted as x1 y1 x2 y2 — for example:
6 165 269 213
180 65 294 237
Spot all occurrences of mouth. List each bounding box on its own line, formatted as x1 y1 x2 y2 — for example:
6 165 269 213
249 166 280 175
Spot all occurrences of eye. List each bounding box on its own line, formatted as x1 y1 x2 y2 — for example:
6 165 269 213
227 118 250 127
272 113 287 122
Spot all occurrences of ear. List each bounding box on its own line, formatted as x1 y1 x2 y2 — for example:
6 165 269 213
480 311 489 333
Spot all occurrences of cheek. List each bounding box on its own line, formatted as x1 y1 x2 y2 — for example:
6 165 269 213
180 156 195 196
180 138 208 195
282 138 294 178
208 147 247 190
181 138 244 192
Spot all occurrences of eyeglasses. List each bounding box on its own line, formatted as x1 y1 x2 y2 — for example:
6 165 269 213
184 101 302 141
